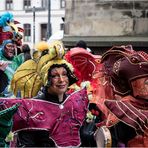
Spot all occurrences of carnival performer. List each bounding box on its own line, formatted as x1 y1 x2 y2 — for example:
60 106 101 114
11 40 65 98
94 45 148 147
0 12 24 97
65 45 148 147
1 40 89 147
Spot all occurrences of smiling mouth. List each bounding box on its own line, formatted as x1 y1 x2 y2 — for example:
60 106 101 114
57 85 67 89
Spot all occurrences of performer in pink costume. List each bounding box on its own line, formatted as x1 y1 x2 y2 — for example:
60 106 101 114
2 40 89 147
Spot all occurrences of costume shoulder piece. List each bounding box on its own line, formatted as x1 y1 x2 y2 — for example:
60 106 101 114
65 47 101 84
0 88 88 147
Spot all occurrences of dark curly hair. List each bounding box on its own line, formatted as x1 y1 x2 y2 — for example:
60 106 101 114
46 64 78 87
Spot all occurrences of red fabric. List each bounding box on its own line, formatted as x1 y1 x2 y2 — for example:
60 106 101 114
65 48 101 84
105 95 148 133
0 27 13 45
90 63 114 120
128 134 148 147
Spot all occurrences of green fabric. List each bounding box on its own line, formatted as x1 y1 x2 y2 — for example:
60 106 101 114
0 51 24 82
0 103 19 147
0 51 24 97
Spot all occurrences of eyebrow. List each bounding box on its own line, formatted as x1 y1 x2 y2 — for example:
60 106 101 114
51 71 67 74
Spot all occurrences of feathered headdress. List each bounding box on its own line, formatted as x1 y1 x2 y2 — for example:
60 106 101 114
0 12 24 49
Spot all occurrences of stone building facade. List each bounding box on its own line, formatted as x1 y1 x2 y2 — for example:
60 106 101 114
63 0 148 53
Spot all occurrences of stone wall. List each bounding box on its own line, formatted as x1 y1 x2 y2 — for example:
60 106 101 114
65 0 148 36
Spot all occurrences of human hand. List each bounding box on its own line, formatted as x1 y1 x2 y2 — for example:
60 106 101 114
0 60 12 71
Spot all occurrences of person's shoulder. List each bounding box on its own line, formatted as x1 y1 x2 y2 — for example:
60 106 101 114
33 91 45 100
13 53 24 62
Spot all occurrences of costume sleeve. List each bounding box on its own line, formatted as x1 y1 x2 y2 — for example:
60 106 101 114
13 53 24 67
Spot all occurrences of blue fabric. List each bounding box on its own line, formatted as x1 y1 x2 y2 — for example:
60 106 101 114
0 40 13 51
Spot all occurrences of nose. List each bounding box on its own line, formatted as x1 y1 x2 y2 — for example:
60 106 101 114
59 75 65 81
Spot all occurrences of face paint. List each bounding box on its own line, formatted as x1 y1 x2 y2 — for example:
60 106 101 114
48 67 69 95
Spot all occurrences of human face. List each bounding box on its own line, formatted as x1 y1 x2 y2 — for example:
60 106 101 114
48 67 69 96
131 77 148 100
4 43 16 58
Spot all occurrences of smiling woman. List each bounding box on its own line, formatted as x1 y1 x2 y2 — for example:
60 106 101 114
48 67 69 100
12 40 89 147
